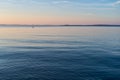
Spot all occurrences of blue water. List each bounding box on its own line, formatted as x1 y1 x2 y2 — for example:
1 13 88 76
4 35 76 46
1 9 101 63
0 26 120 80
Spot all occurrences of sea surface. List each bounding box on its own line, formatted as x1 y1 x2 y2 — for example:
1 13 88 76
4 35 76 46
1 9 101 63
0 26 120 80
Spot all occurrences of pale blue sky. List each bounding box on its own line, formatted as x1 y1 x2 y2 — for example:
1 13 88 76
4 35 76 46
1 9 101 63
0 0 120 24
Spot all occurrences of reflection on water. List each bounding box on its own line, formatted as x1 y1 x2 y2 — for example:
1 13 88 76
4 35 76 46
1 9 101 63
0 26 120 80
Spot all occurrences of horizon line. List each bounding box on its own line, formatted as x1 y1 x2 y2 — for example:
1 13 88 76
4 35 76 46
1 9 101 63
0 24 120 26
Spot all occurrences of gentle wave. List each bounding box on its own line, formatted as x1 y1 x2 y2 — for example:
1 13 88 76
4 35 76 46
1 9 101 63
0 27 120 80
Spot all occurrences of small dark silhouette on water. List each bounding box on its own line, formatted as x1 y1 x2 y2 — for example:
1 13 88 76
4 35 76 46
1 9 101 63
32 26 35 28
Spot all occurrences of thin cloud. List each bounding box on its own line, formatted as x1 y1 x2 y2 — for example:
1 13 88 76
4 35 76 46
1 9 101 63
52 0 70 4
112 0 120 6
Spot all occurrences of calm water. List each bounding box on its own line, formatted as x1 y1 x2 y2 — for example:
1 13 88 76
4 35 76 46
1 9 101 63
0 26 120 80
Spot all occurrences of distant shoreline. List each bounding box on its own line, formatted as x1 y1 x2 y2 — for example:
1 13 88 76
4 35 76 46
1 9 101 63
0 24 120 27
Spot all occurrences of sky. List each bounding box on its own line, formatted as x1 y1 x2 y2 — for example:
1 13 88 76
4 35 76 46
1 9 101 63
0 0 120 25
